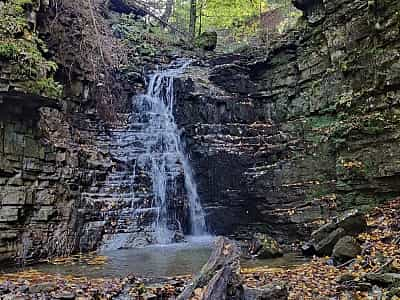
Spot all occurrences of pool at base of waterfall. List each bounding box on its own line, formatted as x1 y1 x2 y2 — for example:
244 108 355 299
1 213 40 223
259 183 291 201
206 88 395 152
27 236 215 278
3 238 308 280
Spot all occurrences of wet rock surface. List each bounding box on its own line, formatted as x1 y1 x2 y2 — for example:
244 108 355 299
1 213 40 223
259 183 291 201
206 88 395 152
175 0 400 242
1 0 400 279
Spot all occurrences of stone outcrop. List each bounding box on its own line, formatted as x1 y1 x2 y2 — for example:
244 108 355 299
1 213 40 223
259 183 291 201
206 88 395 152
0 0 145 262
175 0 400 241
0 91 111 262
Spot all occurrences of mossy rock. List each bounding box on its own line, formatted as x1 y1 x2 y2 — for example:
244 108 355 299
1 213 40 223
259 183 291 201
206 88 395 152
252 233 283 259
195 31 218 51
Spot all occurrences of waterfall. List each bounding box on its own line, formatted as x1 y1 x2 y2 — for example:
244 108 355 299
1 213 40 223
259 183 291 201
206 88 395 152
135 60 208 243
98 60 208 249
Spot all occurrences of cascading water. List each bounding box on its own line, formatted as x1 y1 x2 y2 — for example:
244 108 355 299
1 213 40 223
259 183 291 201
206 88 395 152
98 60 208 249
138 60 208 243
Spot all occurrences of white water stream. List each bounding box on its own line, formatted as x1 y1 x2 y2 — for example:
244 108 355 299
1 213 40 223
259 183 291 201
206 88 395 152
140 60 207 242
101 60 208 248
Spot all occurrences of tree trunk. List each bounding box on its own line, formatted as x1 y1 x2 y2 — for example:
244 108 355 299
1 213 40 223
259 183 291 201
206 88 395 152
161 0 174 25
189 0 197 40
198 0 203 35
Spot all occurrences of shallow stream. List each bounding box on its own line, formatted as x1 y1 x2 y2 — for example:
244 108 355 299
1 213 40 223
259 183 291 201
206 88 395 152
32 237 214 278
2 238 308 280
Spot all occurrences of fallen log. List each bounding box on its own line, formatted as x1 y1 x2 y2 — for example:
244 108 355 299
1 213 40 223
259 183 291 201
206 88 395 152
178 236 288 300
178 236 242 300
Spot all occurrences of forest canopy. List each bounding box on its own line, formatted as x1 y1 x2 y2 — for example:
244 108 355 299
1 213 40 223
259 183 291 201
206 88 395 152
137 0 299 48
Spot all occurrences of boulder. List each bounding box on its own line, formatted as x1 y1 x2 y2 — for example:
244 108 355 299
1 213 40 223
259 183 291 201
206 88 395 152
332 236 361 263
314 227 345 257
195 31 218 51
336 210 367 236
109 0 146 16
311 222 337 242
292 0 317 11
304 210 367 257
251 233 283 259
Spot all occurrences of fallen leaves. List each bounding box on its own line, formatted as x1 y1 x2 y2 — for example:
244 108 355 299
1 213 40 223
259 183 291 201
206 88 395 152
0 269 124 299
242 198 400 300
43 252 108 266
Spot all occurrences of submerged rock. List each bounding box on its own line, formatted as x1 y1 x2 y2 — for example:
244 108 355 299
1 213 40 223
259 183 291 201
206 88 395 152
332 236 361 263
251 233 283 259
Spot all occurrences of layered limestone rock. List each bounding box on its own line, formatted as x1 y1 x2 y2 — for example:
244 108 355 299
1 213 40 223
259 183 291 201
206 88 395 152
0 92 113 262
175 0 400 241
0 0 144 262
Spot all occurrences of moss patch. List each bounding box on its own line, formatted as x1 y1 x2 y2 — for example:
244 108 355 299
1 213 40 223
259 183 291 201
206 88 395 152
0 0 62 98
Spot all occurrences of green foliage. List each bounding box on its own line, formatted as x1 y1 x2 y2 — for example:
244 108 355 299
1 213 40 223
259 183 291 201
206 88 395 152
0 0 62 98
173 0 267 39
22 78 63 99
199 0 267 36
112 15 182 61
171 0 300 51
0 43 19 60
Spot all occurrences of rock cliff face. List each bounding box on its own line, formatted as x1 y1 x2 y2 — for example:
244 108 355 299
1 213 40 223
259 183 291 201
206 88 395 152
175 0 400 241
0 92 110 262
0 0 136 262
